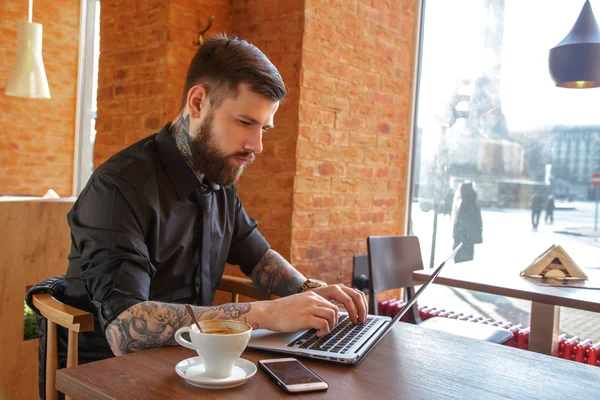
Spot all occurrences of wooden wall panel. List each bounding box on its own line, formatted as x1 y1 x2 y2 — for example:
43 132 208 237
0 198 75 400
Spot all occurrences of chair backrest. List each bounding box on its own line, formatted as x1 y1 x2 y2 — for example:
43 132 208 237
366 235 424 319
32 293 94 400
216 275 272 303
352 254 369 292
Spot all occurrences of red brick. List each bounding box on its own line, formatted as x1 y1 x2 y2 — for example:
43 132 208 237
302 70 337 92
373 195 398 208
330 209 362 225
297 159 316 176
336 79 369 98
293 245 326 261
328 242 360 257
295 176 332 194
343 195 372 209
309 227 345 242
349 132 375 147
364 149 390 165
335 114 366 130
293 212 330 228
331 179 361 194
317 162 346 177
347 165 375 180
300 105 336 127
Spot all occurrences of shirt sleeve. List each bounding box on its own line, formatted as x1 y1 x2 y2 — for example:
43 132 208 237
226 191 270 276
68 173 155 331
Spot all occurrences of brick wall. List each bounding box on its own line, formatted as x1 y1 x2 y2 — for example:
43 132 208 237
94 0 231 167
291 0 417 283
0 0 79 196
94 0 169 166
232 0 305 261
95 0 418 284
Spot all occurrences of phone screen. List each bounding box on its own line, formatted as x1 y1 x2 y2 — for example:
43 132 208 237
265 360 324 385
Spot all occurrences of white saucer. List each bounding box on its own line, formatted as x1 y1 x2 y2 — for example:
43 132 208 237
175 356 257 389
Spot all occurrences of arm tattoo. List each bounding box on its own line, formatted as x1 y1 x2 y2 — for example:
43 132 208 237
105 301 254 356
250 249 306 297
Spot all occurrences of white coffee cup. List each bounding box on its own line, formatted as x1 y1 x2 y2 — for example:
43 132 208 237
175 320 252 379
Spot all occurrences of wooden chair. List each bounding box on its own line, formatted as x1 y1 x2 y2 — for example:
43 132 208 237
215 275 272 303
33 275 270 400
31 293 94 400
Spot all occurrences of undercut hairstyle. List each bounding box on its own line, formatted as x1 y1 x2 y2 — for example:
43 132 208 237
180 33 286 111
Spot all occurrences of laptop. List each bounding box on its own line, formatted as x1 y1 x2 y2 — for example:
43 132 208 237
248 242 463 365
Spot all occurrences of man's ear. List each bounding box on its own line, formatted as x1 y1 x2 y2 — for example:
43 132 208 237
186 85 208 119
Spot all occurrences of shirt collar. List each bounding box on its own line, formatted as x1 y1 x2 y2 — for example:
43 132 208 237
155 123 220 199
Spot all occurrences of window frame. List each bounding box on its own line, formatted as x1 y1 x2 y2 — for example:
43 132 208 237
73 0 100 195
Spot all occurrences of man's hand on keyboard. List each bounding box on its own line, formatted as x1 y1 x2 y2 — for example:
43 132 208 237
256 284 367 337
258 291 339 337
307 284 367 325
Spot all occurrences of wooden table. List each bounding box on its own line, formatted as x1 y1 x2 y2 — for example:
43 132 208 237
413 262 600 356
56 323 600 399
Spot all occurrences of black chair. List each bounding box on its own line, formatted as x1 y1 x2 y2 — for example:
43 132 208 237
362 235 513 344
352 254 369 293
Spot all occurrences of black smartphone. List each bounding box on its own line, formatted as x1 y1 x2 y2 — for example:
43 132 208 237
258 357 329 394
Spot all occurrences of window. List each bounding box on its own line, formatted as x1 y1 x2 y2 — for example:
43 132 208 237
410 0 600 338
74 0 100 195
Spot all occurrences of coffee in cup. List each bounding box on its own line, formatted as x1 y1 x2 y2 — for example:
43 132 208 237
175 320 252 379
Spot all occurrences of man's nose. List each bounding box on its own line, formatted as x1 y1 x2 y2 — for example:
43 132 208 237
244 128 263 154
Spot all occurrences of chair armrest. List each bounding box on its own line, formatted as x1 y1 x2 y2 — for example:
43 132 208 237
217 275 272 301
32 293 94 332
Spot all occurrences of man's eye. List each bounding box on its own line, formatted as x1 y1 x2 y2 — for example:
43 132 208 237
238 120 251 126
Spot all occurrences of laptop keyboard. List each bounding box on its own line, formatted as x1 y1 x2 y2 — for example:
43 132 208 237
287 315 377 354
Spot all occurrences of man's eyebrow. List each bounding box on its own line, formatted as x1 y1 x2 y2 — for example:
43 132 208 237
239 114 274 129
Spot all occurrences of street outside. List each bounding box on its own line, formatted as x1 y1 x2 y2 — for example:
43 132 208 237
410 200 600 340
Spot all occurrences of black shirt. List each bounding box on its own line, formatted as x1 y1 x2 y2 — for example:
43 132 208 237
62 124 270 362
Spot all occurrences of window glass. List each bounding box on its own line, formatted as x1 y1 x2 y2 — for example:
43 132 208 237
411 0 600 339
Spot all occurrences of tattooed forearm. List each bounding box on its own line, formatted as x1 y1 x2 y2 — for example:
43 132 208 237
105 301 256 356
250 249 306 297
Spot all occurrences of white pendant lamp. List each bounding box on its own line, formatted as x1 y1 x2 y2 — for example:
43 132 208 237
5 0 51 99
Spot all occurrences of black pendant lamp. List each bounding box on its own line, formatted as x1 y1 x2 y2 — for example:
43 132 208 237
549 0 600 88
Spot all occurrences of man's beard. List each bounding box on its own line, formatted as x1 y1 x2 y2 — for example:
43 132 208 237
189 112 255 187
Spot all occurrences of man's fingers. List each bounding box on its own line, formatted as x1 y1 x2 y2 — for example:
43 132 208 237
312 297 338 328
343 286 368 323
331 285 367 324
309 314 332 337
304 294 339 335
331 287 358 323
356 288 368 323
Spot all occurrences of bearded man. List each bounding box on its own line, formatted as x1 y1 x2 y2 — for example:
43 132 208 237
61 34 367 363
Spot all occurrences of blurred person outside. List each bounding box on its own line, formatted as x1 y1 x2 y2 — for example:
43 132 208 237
530 190 545 230
452 182 483 263
545 195 555 224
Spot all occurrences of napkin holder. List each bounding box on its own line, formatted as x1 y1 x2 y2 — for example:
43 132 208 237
520 244 587 280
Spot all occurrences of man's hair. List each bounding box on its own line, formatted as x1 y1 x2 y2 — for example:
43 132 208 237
181 33 286 110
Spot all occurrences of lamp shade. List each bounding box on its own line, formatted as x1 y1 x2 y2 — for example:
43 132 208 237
5 21 51 99
549 0 600 88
